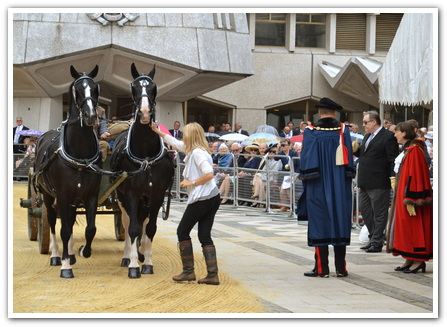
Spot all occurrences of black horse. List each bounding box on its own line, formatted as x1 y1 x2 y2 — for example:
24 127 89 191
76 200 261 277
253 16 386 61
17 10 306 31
33 65 102 278
110 63 175 278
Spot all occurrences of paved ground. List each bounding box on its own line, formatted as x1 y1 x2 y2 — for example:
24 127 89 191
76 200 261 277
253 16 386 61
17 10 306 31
165 198 436 317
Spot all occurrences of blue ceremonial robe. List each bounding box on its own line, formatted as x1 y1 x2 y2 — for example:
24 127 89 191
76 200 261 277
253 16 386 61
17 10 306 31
297 118 355 246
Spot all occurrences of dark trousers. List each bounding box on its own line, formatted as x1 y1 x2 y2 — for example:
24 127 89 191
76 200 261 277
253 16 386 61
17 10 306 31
177 194 220 246
313 245 347 275
359 188 390 247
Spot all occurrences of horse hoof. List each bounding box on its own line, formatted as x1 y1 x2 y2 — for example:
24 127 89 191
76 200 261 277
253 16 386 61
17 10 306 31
69 254 76 265
60 269 74 278
141 265 154 274
50 257 61 266
128 267 141 278
121 258 130 267
79 245 91 258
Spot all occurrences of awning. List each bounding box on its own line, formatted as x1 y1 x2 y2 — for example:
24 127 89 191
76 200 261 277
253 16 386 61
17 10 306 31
378 13 433 106
318 57 382 107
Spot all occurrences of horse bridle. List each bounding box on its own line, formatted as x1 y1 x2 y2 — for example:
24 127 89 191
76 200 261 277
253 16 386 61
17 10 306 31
72 74 99 126
130 75 156 121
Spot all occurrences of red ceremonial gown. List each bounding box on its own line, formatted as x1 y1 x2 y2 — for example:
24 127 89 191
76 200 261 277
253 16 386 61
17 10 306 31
386 140 433 261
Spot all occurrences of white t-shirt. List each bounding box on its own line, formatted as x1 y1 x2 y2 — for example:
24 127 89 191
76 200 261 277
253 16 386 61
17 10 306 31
163 134 218 204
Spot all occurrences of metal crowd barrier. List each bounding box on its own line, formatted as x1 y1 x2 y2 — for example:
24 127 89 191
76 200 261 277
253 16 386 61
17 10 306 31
12 143 361 227
13 145 33 180
170 151 361 227
170 152 303 219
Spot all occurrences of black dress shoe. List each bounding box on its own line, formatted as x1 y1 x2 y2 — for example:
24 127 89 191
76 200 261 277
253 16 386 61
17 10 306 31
304 270 329 278
336 271 348 277
360 244 371 250
365 246 382 253
404 261 426 274
394 262 413 271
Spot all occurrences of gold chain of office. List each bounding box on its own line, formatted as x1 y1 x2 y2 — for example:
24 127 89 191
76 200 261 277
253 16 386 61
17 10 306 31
314 126 341 131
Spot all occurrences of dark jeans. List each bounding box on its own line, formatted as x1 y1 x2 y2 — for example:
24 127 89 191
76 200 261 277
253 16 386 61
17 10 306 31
359 188 390 247
177 194 221 246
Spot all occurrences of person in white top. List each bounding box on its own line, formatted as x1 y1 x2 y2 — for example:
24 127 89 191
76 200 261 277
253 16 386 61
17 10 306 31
151 121 221 285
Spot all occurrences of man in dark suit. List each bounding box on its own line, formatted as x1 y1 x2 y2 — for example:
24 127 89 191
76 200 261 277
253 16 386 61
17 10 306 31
279 126 299 138
169 121 183 140
353 110 399 253
234 122 249 136
13 117 30 153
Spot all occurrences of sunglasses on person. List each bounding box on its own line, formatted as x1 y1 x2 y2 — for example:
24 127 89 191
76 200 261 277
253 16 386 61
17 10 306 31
280 143 289 147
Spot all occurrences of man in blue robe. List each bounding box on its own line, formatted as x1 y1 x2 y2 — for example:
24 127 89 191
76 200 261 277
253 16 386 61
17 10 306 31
297 98 355 277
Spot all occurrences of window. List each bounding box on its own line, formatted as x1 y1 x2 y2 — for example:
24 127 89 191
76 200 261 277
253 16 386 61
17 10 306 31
336 13 366 50
391 106 431 128
376 13 404 51
295 13 326 48
255 13 286 46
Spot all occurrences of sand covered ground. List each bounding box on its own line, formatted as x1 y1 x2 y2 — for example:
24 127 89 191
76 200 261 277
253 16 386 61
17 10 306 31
11 183 263 315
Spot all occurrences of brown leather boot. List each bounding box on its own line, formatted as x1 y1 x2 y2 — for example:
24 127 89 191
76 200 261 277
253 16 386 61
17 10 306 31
172 240 196 282
198 244 220 285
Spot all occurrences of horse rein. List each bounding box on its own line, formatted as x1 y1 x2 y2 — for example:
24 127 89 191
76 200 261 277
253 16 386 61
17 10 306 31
72 74 100 127
123 74 167 176
130 75 156 115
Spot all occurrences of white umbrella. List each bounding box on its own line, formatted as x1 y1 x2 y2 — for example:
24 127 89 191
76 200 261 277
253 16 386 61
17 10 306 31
246 132 281 146
219 133 248 142
253 124 279 136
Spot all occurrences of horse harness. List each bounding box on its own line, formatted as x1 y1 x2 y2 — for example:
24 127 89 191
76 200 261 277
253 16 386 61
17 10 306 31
130 75 156 110
118 120 173 180
33 123 111 201
71 74 100 127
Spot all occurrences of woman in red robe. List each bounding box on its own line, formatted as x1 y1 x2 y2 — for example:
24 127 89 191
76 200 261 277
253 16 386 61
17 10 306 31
386 121 433 273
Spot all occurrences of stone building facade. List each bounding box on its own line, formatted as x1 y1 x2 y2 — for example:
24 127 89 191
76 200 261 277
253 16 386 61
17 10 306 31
12 11 433 135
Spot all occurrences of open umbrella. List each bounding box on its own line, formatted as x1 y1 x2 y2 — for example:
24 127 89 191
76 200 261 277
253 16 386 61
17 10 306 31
204 132 221 143
290 134 303 143
253 124 279 136
246 132 281 146
350 132 364 144
219 133 248 142
17 129 44 137
217 130 232 136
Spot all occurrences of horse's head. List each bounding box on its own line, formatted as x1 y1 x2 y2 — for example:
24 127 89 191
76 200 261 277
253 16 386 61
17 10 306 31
130 63 157 125
69 65 100 127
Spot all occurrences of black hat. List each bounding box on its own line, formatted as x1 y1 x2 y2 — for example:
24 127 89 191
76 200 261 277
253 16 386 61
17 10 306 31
267 143 278 152
315 97 343 111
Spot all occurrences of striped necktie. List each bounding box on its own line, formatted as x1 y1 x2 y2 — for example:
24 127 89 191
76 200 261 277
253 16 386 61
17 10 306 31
365 133 375 149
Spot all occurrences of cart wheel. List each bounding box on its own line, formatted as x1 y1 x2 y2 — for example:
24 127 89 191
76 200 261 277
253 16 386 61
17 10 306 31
38 204 50 254
114 212 125 241
27 167 38 241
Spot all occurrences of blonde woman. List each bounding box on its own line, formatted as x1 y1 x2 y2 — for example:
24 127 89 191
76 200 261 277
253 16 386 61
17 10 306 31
151 122 221 285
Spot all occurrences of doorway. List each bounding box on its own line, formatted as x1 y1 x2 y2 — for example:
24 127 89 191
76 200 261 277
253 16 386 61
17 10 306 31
186 98 233 132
